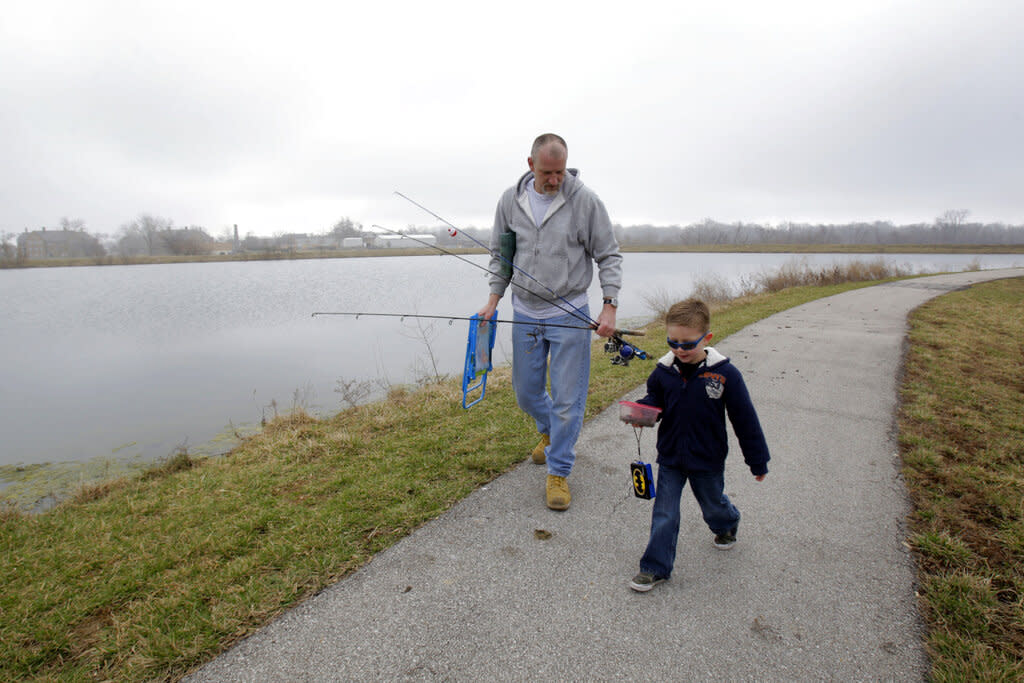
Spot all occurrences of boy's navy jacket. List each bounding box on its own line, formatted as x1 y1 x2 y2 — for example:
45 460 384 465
637 347 770 476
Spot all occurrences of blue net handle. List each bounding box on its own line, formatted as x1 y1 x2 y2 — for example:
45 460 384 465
462 310 497 409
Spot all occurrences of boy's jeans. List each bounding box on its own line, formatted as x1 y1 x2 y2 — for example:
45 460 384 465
640 464 740 578
511 307 591 478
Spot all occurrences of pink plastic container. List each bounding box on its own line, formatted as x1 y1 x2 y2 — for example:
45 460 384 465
618 400 662 427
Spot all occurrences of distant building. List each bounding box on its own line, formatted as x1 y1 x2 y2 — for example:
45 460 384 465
240 234 277 252
17 228 104 260
341 237 364 249
277 233 337 251
371 234 438 249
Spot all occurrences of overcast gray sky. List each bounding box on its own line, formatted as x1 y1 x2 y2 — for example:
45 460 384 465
2 0 1021 238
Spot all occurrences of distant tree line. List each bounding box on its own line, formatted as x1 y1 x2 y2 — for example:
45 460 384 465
4 209 1022 264
429 210 1024 248
610 210 1024 247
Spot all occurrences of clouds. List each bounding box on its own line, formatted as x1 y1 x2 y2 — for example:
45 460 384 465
2 1 1021 237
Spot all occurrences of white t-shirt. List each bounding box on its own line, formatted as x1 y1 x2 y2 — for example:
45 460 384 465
511 183 588 320
526 181 556 227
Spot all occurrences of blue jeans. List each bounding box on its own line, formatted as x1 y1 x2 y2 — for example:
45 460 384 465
511 307 592 477
639 465 740 578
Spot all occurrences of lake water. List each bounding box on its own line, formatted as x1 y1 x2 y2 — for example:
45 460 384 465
1 252 1020 502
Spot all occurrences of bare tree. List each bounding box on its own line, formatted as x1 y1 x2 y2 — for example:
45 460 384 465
59 217 86 232
935 209 971 243
330 217 362 239
163 226 214 255
114 214 174 256
335 377 373 409
1 231 16 260
400 316 446 384
135 214 173 255
936 209 970 227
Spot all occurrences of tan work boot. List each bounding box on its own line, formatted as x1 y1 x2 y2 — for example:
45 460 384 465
531 434 550 464
546 474 571 511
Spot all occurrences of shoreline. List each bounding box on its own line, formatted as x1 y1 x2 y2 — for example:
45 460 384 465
3 242 1024 269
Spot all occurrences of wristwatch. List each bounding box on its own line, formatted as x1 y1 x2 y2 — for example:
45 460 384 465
603 297 618 308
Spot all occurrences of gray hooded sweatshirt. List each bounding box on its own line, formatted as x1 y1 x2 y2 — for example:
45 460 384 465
487 168 622 312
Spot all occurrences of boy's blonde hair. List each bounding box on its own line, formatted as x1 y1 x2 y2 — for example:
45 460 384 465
665 298 710 332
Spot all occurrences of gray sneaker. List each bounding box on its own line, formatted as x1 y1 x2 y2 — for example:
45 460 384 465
713 531 737 550
629 572 667 592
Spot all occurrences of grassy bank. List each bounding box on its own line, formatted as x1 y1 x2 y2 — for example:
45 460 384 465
898 276 1024 681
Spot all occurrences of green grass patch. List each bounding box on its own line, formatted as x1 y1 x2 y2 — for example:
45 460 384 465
898 276 1024 681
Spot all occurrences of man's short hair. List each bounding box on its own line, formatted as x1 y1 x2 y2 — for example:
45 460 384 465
531 133 567 159
666 298 710 331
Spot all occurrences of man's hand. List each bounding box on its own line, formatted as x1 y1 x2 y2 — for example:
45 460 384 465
477 293 501 320
755 474 766 482
595 303 617 338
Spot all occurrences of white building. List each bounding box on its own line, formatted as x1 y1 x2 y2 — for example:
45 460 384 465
372 234 438 248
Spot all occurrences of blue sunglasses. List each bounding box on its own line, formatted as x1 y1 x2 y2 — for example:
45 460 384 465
666 333 708 350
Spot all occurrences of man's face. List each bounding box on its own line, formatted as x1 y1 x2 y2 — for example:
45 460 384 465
528 145 567 196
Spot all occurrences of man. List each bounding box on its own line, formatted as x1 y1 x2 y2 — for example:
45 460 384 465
478 133 622 511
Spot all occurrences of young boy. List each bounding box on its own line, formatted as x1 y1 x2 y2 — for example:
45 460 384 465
628 298 770 592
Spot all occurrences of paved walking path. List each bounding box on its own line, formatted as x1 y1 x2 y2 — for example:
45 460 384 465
186 269 1023 682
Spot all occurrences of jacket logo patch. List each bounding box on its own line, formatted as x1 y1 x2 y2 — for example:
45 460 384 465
701 372 725 399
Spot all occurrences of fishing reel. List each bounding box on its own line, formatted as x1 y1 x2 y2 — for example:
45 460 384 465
605 334 647 366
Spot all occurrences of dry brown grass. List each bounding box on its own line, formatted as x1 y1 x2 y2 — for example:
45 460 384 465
641 257 913 321
745 257 912 293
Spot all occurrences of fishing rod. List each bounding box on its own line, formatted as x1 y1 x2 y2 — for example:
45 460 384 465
310 311 646 337
395 191 605 331
370 222 598 333
376 194 652 364
315 201 650 408
312 208 650 409
369 222 648 362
